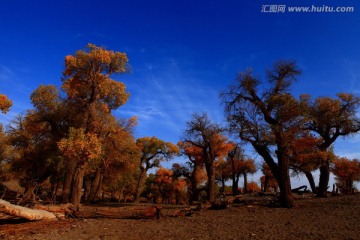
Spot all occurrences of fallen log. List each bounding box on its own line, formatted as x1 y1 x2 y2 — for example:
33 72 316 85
33 203 76 219
292 185 308 193
74 205 162 219
0 199 57 221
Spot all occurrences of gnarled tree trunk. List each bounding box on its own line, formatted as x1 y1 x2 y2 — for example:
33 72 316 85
205 163 216 202
62 160 76 203
243 173 248 193
317 160 330 197
134 168 146 203
70 162 87 207
88 169 103 202
304 170 316 193
232 174 240 195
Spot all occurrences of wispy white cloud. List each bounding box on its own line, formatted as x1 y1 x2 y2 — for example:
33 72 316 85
0 65 33 125
114 56 225 142
335 136 360 160
340 59 360 93
0 65 14 82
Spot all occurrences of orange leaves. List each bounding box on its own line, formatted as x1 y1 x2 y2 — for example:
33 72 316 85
308 93 360 134
175 178 187 192
137 136 179 161
247 182 261 192
179 134 234 164
100 79 129 109
30 85 60 113
313 97 341 121
210 134 235 160
58 128 102 164
332 157 360 182
63 43 128 78
177 141 203 163
237 158 257 174
336 92 360 104
62 43 130 111
289 133 325 171
155 167 173 185
331 157 360 194
127 116 138 128
0 94 12 114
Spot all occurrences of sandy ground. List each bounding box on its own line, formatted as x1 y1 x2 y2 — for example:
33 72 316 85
1 194 360 240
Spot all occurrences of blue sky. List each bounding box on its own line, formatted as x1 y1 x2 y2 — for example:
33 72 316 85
1 0 360 186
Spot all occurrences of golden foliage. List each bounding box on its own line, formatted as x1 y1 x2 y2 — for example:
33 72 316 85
290 133 326 172
210 134 235 160
58 128 102 163
30 85 60 113
62 43 130 110
155 167 173 185
332 157 360 183
247 181 261 192
137 136 180 164
0 94 12 114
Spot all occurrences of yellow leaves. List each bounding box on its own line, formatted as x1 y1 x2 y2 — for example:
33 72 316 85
63 43 128 77
137 136 179 158
58 128 102 163
100 79 130 109
0 94 12 114
63 55 76 76
308 92 360 137
62 43 130 111
30 85 60 113
337 93 356 103
128 116 138 128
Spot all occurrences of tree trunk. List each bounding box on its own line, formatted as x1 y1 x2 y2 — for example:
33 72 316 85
317 160 330 197
134 168 146 203
252 143 294 207
118 186 124 202
205 163 216 202
276 157 295 208
21 179 37 204
62 160 76 203
221 179 225 193
190 165 199 202
51 182 59 203
346 179 353 194
97 175 104 200
243 173 248 193
263 176 269 192
190 178 199 202
304 170 316 193
232 175 239 196
70 163 87 207
88 169 102 202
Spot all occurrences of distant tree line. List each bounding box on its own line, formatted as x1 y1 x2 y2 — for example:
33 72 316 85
1 45 360 208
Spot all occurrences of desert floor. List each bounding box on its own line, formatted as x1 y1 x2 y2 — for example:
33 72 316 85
1 194 360 240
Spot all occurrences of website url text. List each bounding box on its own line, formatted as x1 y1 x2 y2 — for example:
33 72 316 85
261 5 355 13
